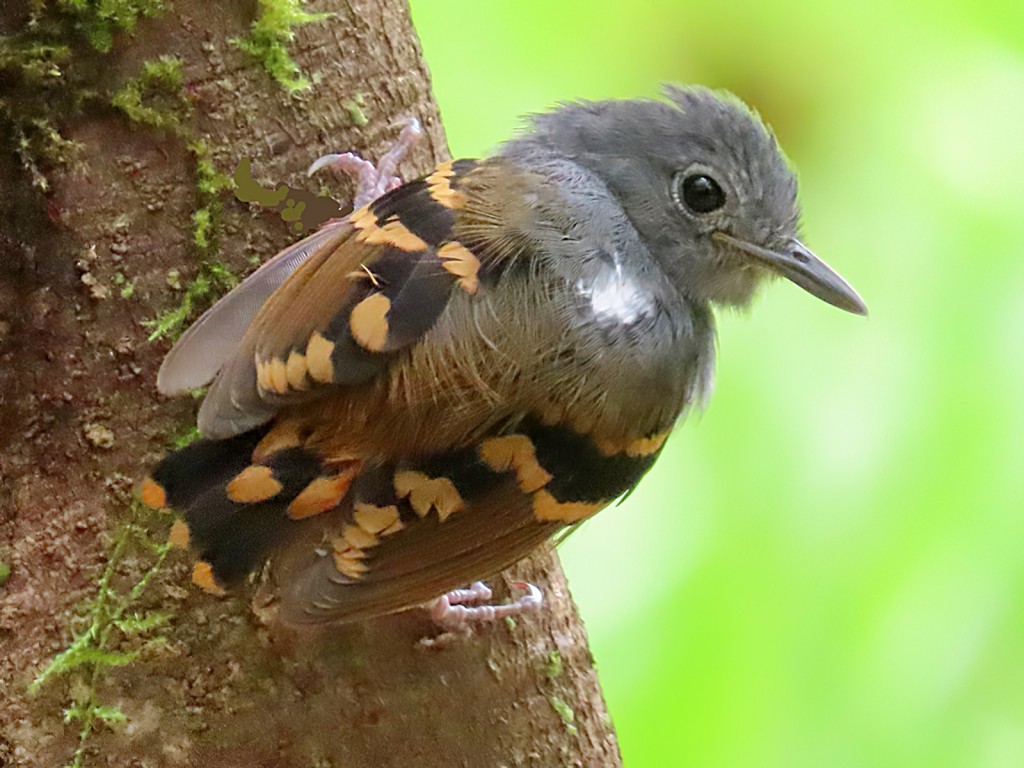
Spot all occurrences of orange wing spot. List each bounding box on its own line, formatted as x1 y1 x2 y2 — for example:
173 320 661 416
479 435 552 493
264 356 289 394
226 465 283 503
287 468 358 520
254 421 305 462
256 354 289 394
426 161 469 209
596 431 670 457
331 525 374 578
531 490 605 523
353 503 402 535
349 292 391 352
393 471 464 521
625 432 670 457
192 561 227 596
568 410 599 436
305 332 336 383
342 523 378 550
140 477 167 509
332 542 366 560
285 350 309 391
168 519 191 549
355 216 429 252
438 241 480 294
331 541 369 579
255 355 268 391
349 205 377 230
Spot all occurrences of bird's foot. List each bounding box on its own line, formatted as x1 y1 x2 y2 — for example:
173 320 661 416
419 580 543 646
307 118 423 209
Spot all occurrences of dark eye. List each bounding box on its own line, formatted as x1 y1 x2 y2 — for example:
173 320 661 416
677 173 726 214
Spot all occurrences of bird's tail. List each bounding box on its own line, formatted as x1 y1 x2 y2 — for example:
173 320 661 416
140 428 358 595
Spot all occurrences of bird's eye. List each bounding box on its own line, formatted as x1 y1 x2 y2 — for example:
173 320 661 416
675 173 726 214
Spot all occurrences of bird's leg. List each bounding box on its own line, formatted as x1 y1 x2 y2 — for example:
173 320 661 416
427 580 543 634
307 118 424 209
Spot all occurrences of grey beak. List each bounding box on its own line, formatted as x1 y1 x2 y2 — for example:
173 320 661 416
713 233 868 316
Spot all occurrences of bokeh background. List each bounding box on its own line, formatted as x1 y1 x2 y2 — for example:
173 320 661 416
408 2 1024 766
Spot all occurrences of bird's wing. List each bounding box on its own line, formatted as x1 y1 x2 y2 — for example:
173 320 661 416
156 219 353 397
275 421 665 624
159 159 494 439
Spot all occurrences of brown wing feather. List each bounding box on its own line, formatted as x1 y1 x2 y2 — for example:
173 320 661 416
196 160 486 438
195 231 357 437
277 476 560 625
274 414 666 624
158 220 355 396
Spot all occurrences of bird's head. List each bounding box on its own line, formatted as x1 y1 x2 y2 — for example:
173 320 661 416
523 85 866 315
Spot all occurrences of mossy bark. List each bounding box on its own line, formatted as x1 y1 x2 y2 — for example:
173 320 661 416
0 1 621 765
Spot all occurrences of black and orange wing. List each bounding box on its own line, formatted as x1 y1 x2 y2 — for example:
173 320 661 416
157 159 484 439
277 422 668 624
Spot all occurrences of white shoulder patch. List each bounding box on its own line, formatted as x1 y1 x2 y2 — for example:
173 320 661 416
575 251 654 326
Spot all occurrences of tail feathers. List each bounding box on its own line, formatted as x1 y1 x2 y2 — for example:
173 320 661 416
143 432 357 593
145 430 267 511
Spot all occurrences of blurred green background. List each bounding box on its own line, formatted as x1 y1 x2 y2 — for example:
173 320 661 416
408 1 1024 766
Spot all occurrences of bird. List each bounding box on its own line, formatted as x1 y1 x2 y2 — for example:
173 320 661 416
141 85 866 627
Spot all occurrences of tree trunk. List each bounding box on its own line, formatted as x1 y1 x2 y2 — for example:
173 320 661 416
0 1 621 765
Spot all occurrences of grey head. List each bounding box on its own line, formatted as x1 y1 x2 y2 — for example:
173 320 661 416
513 85 866 315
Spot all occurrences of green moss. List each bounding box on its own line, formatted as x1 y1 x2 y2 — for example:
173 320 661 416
548 695 578 736
0 36 80 190
144 259 238 342
192 208 213 249
230 0 332 93
0 559 9 586
0 0 168 191
57 0 166 53
111 55 189 135
343 93 368 126
112 272 135 298
546 650 563 679
172 424 202 449
193 142 232 197
133 136 235 340
0 38 71 82
29 515 173 768
164 143 237 337
189 140 233 253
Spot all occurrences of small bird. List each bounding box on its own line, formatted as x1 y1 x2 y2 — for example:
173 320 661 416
142 86 866 626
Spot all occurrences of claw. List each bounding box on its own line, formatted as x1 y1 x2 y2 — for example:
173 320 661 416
306 152 363 178
306 118 424 209
508 581 543 611
374 118 423 183
427 580 543 633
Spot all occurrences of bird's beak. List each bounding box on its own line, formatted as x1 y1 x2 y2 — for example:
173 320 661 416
713 232 868 316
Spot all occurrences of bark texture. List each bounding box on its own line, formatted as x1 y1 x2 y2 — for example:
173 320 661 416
0 1 621 765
